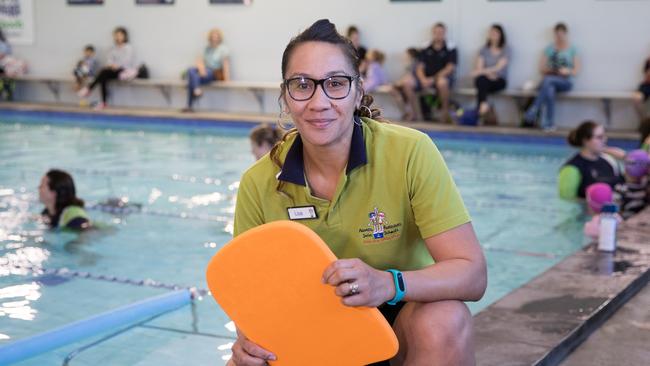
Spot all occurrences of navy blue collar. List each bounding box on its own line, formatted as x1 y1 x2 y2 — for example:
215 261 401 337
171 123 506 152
278 121 368 186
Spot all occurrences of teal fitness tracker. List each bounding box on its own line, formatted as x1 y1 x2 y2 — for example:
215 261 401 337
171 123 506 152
386 269 406 305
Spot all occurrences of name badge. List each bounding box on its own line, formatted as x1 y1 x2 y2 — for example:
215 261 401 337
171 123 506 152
287 206 318 220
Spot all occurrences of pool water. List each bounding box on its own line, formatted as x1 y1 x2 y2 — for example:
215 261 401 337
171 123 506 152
0 113 588 365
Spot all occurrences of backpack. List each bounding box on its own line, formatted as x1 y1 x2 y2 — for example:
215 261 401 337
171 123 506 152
137 63 149 79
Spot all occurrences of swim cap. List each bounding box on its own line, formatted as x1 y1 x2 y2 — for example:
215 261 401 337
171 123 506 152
625 150 650 178
585 183 612 213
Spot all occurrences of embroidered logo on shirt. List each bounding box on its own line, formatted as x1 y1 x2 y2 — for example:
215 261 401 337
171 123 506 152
358 207 402 244
369 207 387 239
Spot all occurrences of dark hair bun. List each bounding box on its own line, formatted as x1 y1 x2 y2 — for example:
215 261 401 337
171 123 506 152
300 19 340 44
567 120 598 148
567 129 579 147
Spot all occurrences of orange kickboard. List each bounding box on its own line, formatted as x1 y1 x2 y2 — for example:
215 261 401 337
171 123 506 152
206 220 399 366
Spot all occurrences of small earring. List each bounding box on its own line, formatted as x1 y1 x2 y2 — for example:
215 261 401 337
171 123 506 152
358 105 373 118
277 110 293 130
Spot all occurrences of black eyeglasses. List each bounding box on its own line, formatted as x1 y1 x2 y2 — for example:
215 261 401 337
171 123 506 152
284 75 358 101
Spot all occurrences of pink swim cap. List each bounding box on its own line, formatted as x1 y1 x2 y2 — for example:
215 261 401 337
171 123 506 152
625 150 650 178
586 183 613 213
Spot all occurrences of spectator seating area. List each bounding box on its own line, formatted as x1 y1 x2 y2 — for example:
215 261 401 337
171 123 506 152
11 75 644 127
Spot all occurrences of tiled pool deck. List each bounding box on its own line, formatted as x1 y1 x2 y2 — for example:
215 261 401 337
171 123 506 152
475 207 650 366
560 279 650 366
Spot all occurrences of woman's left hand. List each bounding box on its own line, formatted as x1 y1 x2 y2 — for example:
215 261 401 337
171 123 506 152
321 258 395 307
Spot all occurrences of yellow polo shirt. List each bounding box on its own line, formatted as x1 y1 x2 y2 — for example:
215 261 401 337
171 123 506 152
233 118 470 271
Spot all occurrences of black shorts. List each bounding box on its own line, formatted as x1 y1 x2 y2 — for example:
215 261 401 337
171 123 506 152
415 75 455 93
366 302 407 366
639 82 650 101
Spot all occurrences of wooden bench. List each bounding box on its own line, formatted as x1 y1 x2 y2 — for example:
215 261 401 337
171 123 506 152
14 75 71 102
453 87 635 126
14 76 639 124
13 76 282 114
130 79 280 113
373 84 636 126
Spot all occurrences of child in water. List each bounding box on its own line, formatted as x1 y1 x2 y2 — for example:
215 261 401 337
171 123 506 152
614 149 649 219
583 183 622 240
249 124 282 161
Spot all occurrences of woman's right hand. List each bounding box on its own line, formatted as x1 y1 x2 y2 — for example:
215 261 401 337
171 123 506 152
230 330 277 366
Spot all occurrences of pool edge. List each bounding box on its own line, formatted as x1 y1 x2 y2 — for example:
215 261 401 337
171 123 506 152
473 207 650 366
0 102 640 147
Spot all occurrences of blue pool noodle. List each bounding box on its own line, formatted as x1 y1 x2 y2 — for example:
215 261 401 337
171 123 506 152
0 289 191 364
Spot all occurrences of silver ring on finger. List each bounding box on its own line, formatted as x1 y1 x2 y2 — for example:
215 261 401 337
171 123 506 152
348 282 359 296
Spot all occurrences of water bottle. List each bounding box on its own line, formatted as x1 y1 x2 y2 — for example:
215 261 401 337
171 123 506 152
598 203 618 252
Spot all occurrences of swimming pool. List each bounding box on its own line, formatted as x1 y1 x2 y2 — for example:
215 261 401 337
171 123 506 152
0 111 617 365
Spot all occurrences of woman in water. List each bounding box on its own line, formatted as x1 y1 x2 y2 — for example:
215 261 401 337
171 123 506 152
558 121 624 200
39 169 90 230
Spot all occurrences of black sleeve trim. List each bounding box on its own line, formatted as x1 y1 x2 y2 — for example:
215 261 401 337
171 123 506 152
65 217 89 230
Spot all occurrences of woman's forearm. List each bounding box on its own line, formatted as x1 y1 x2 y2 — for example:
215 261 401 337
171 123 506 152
400 258 487 303
386 223 487 304
484 59 508 75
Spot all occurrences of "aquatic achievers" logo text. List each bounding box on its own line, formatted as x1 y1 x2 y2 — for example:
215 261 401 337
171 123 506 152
358 207 402 244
